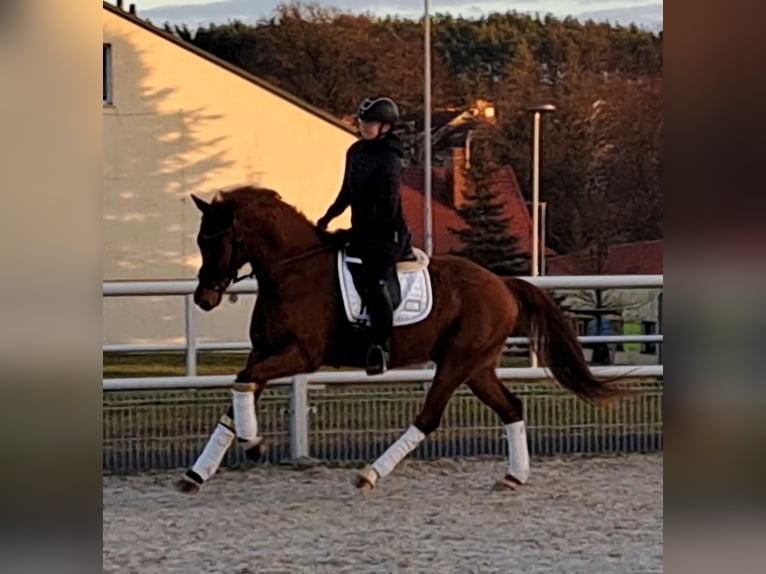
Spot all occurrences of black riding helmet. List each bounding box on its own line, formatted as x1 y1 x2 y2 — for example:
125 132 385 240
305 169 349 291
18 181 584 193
357 97 399 125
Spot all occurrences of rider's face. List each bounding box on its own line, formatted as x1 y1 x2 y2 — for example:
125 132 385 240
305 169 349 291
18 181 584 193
358 120 389 140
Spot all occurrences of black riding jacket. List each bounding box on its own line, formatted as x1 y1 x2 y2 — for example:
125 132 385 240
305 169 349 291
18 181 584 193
322 133 411 256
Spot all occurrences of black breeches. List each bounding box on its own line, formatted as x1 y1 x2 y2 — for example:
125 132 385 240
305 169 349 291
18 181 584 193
355 248 398 349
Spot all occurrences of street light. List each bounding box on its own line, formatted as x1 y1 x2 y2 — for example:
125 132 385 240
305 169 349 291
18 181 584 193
527 104 555 278
527 104 555 368
525 200 548 275
421 1 434 375
541 201 548 275
423 0 433 257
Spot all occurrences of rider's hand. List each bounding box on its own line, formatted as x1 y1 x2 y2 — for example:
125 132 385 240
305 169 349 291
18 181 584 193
317 215 331 230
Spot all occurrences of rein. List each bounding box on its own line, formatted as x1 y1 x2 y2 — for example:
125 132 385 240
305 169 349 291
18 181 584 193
232 241 335 283
272 244 335 270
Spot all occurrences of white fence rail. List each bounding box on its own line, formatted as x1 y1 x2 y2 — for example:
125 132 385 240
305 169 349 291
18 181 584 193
102 275 662 297
103 334 664 354
104 366 663 461
103 365 664 392
103 274 663 461
103 274 663 378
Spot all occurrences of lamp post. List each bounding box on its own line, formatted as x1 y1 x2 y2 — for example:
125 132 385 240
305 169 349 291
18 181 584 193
423 0 433 257
541 201 548 275
421 0 434 376
526 200 549 275
527 104 555 368
527 104 555 277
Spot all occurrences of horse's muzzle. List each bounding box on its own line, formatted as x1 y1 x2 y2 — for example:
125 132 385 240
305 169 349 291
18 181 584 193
194 284 224 311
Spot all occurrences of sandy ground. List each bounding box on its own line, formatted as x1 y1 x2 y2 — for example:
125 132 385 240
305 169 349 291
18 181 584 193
103 453 662 574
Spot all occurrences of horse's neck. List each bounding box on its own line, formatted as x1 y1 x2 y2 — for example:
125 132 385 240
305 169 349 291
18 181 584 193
246 217 324 280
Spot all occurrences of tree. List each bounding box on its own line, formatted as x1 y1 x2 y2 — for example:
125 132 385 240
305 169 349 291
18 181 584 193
450 190 529 276
178 6 662 258
448 137 529 276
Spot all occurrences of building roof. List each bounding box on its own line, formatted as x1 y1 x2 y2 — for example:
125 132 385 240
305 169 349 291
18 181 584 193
488 166 534 254
400 169 466 254
103 1 358 136
399 163 555 257
547 239 663 275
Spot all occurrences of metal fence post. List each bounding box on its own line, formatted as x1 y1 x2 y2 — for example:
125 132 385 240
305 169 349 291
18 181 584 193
657 291 663 365
184 294 197 377
289 375 309 460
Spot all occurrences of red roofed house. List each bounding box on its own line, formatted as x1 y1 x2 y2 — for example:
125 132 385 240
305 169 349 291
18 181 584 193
400 146 552 261
400 163 464 255
395 99 548 261
547 240 663 276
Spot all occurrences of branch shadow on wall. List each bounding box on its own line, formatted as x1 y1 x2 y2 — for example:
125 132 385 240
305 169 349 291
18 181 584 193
103 24 263 347
103 27 240 281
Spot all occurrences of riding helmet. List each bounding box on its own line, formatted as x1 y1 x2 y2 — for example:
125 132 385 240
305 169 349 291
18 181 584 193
357 97 400 125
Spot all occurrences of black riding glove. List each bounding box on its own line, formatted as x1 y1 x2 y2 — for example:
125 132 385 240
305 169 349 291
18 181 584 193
317 215 332 230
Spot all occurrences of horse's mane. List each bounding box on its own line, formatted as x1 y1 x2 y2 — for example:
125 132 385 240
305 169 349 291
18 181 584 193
211 185 346 246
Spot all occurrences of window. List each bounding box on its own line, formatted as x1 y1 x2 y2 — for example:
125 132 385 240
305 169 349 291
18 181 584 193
103 44 112 105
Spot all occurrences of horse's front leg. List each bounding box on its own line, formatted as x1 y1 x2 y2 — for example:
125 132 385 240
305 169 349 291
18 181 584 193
229 349 270 456
232 342 319 447
174 349 268 495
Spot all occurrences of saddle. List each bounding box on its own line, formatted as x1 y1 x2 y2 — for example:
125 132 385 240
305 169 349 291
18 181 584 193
338 246 433 328
396 246 430 273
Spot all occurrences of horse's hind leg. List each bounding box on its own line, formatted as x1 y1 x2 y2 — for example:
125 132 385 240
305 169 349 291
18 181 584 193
466 368 530 491
354 358 474 490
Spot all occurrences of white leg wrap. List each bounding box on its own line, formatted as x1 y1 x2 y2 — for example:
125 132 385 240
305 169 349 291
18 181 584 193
232 389 258 441
371 425 426 479
505 421 530 483
190 422 235 482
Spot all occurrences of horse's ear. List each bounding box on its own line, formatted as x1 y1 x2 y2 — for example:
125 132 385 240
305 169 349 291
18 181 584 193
191 194 210 213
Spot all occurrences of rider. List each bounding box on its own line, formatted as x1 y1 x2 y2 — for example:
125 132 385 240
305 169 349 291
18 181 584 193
317 96 413 375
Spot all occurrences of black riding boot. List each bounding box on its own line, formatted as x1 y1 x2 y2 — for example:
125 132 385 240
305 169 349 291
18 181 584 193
364 279 393 375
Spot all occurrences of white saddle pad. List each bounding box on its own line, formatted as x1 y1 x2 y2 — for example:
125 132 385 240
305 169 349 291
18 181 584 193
337 250 433 327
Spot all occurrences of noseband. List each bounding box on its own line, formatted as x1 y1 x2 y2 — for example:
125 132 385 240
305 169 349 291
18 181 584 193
198 226 252 290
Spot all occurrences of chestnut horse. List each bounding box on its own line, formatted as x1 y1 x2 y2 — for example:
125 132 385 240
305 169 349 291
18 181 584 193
176 186 628 494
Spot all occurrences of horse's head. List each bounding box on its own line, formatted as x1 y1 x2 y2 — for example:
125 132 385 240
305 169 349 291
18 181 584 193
190 186 333 309
190 193 248 311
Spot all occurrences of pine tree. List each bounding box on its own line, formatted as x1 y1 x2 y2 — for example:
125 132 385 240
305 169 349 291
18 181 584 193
448 140 530 276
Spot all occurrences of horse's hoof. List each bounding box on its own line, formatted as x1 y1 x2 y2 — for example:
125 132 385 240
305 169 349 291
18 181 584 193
354 476 375 491
175 476 202 495
492 475 523 492
354 466 378 491
244 438 269 462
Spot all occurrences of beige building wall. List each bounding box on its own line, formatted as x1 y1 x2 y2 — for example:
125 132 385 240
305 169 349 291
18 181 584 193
102 3 357 346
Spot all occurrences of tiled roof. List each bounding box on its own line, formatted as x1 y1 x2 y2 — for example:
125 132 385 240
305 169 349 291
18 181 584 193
546 240 663 275
401 167 453 207
103 1 357 136
401 174 466 254
487 166 533 254
400 163 549 257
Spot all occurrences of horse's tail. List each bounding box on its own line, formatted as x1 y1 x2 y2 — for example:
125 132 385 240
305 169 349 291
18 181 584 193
504 277 634 403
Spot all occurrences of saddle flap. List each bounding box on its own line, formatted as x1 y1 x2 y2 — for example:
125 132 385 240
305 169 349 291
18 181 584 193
337 249 433 327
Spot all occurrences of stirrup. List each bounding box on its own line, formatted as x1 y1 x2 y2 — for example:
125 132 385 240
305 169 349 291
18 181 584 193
365 345 389 376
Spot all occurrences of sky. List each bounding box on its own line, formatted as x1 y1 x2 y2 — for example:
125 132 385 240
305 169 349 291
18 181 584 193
129 0 663 31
